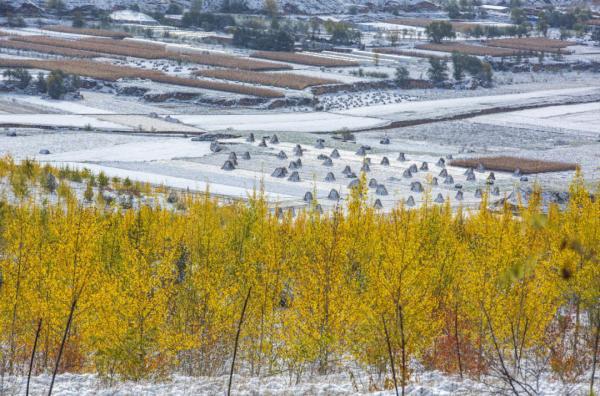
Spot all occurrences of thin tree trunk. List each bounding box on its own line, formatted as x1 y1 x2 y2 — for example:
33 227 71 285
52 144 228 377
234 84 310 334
26 318 43 396
382 315 399 396
454 308 464 379
48 298 77 396
397 304 407 396
591 314 599 396
228 287 252 396
8 224 25 373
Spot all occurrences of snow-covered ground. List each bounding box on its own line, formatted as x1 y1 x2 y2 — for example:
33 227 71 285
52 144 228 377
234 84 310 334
1 368 594 395
7 86 597 134
471 102 600 137
339 86 600 122
1 127 535 212
173 112 391 133
0 114 130 129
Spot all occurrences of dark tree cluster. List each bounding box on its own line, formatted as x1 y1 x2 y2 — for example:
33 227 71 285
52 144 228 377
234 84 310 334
233 27 294 51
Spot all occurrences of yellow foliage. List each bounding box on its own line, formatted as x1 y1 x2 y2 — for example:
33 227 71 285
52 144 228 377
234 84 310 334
0 159 598 388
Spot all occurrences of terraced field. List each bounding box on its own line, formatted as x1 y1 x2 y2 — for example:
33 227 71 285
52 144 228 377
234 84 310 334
0 58 285 98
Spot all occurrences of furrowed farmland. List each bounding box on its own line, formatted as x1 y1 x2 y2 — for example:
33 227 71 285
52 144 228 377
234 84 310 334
416 42 521 57
43 25 132 39
0 58 285 97
7 36 291 70
372 47 449 60
0 39 100 57
449 156 579 174
486 38 574 54
252 51 360 67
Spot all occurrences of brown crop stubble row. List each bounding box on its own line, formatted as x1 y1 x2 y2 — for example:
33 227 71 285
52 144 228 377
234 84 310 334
0 39 100 58
251 51 359 67
372 47 449 60
194 69 339 90
449 156 578 174
82 37 167 51
0 58 285 98
416 42 520 57
486 38 573 54
10 36 291 71
43 25 132 39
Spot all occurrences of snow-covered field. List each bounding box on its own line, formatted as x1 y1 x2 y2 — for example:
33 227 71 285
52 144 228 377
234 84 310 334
4 86 599 134
173 112 391 133
0 114 130 129
3 82 598 210
472 102 600 136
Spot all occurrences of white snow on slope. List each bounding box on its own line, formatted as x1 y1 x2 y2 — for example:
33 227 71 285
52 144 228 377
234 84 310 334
174 87 600 133
42 140 212 162
51 161 295 201
0 114 130 130
471 102 600 136
7 95 116 115
173 112 390 133
338 86 600 121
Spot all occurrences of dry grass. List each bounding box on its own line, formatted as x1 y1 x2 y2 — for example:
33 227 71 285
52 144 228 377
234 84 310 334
0 39 99 58
585 19 600 26
11 35 168 58
416 42 520 57
449 156 578 174
43 25 131 39
486 38 573 54
372 47 448 60
252 51 359 67
0 58 284 98
10 36 291 71
194 69 338 89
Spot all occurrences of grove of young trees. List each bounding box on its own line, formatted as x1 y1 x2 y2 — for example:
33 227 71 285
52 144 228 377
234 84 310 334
0 159 598 394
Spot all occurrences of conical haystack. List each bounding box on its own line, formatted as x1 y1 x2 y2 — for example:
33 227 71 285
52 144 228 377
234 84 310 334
288 171 301 182
411 181 423 193
374 199 383 209
271 167 288 178
221 160 235 171
376 184 388 196
328 189 340 200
